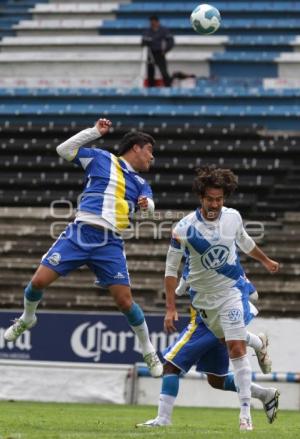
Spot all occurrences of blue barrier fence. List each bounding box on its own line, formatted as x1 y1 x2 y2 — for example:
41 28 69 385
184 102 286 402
136 365 300 383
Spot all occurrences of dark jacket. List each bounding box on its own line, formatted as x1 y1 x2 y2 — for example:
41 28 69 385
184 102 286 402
142 26 174 53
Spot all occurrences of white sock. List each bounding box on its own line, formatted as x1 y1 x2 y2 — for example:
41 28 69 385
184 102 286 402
231 355 252 418
158 394 176 422
130 320 154 356
251 383 268 401
246 331 263 351
21 298 40 323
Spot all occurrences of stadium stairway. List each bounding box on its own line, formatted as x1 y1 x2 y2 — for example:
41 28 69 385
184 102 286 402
0 0 49 40
0 121 299 219
1 1 300 84
0 208 300 316
0 86 299 130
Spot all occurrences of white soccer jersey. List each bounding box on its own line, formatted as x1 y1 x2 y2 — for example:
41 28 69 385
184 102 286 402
166 207 255 309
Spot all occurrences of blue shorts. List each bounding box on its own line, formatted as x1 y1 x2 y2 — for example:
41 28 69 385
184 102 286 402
41 222 130 287
164 309 229 376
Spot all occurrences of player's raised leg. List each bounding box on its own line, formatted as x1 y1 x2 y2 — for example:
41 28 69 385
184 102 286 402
4 265 59 342
211 373 280 424
109 284 162 377
246 331 272 374
137 365 280 428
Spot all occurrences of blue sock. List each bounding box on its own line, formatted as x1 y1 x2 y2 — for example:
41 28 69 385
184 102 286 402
22 282 43 322
223 373 237 392
24 282 43 302
161 374 179 397
124 302 144 326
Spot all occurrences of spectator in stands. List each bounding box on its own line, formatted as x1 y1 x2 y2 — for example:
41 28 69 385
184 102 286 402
142 15 174 87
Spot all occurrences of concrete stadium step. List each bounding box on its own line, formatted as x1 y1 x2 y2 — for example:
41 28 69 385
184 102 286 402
0 35 226 54
0 274 162 292
0 50 211 79
258 302 300 314
2 256 299 281
14 18 102 30
243 263 300 276
153 296 300 316
254 280 300 293
30 2 121 21
2 237 300 261
0 226 171 242
0 257 166 273
0 291 145 311
277 53 300 78
263 233 300 244
284 212 300 223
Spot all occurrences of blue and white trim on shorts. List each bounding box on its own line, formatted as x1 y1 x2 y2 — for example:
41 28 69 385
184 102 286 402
41 222 130 287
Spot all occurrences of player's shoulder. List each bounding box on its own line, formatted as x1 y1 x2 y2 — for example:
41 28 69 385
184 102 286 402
92 147 111 159
134 175 148 186
174 211 197 234
221 207 242 222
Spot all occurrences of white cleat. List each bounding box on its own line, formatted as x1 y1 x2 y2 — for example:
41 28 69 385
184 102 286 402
143 351 163 378
255 333 272 374
136 417 171 427
263 388 280 424
239 417 253 431
4 316 37 342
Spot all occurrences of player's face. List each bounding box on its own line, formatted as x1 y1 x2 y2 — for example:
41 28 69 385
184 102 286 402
135 143 154 172
200 187 224 221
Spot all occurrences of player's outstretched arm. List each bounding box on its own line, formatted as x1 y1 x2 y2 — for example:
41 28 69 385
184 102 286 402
247 245 279 273
235 212 279 273
56 118 112 161
95 118 112 136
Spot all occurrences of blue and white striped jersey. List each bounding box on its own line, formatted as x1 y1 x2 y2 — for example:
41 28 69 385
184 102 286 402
56 126 153 233
169 207 256 309
72 147 153 232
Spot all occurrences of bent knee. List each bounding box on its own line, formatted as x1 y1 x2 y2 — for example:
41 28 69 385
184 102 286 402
207 374 224 389
228 344 247 359
163 362 181 375
117 298 133 313
31 276 46 290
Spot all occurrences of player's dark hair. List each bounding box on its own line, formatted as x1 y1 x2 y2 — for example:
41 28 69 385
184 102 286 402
193 165 238 198
149 15 159 22
119 131 155 155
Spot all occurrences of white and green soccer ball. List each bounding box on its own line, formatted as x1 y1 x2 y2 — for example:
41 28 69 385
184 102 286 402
190 4 221 35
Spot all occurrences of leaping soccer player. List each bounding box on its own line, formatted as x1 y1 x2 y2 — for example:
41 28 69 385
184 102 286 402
4 118 163 378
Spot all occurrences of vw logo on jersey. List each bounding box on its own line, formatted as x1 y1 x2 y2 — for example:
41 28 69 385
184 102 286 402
201 245 229 269
228 308 242 322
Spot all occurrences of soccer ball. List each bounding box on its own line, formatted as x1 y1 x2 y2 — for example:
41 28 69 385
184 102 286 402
190 4 221 35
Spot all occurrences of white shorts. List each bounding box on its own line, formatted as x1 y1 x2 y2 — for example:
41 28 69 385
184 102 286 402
195 290 257 341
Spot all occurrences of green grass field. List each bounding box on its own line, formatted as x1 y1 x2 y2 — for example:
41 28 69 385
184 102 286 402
0 402 299 439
